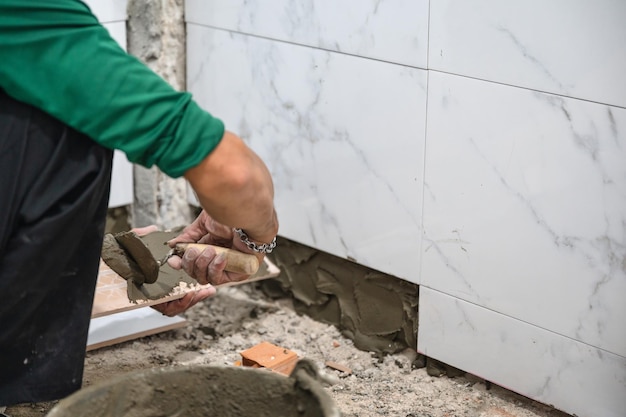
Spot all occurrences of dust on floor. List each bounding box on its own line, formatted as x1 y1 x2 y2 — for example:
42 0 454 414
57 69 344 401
6 282 572 417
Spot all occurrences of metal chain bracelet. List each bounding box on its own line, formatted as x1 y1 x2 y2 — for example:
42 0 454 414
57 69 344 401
233 228 277 254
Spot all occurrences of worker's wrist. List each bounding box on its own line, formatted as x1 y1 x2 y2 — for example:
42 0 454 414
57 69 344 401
233 228 277 254
238 209 278 247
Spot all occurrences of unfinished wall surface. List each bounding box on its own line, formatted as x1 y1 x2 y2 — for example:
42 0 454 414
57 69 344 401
267 238 418 354
127 0 192 230
185 1 626 416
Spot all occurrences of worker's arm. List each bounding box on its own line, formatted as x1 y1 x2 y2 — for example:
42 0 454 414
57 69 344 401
170 132 279 286
185 132 278 244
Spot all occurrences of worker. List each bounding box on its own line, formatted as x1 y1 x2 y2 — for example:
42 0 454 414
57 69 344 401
0 0 278 406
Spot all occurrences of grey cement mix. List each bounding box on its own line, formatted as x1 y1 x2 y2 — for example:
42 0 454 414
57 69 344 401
267 237 419 354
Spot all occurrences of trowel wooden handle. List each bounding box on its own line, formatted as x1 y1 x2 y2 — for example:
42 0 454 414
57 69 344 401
174 243 260 275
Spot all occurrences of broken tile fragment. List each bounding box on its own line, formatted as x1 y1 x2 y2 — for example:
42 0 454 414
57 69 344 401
239 341 299 376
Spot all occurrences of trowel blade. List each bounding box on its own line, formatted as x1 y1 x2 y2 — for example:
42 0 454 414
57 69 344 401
101 231 160 285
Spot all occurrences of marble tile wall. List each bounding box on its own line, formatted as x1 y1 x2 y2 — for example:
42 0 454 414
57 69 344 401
84 0 134 208
185 1 625 415
422 3 626 415
187 25 428 281
422 71 626 356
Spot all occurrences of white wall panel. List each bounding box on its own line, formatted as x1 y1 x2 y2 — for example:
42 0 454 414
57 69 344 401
429 0 626 107
186 0 429 68
84 0 134 208
187 25 427 281
423 71 626 355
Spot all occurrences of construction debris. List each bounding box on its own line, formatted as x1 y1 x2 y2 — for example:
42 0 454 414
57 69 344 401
237 341 299 376
324 361 352 375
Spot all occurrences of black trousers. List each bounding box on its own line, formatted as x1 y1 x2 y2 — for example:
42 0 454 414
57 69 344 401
0 90 113 404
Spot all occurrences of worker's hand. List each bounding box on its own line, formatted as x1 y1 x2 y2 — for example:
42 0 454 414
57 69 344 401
131 225 216 317
151 286 216 317
166 210 263 286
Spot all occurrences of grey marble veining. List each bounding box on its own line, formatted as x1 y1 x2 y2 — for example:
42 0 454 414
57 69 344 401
185 0 429 68
187 25 428 281
429 0 626 107
422 71 626 355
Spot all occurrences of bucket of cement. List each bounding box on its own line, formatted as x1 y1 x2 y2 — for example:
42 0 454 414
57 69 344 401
46 361 340 417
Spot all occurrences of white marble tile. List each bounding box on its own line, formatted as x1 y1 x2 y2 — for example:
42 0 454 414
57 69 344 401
185 0 429 68
429 0 626 107
102 20 132 207
83 0 127 23
109 150 133 208
187 24 427 281
422 71 626 355
101 21 127 51
418 287 626 417
99 20 133 207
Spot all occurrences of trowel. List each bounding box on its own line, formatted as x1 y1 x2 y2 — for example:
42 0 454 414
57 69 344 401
101 231 260 286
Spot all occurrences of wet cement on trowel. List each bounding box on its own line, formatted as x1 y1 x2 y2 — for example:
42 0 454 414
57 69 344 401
102 231 272 302
101 231 196 301
266 237 419 354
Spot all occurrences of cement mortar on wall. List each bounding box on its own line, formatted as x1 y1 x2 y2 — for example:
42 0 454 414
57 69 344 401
267 237 419 354
127 0 192 229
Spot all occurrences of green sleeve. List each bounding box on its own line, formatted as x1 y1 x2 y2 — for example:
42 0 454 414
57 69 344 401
0 0 224 178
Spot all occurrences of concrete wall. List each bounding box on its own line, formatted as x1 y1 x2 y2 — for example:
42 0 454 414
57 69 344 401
127 0 193 229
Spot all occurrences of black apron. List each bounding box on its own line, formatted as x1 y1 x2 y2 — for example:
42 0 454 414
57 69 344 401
0 90 113 404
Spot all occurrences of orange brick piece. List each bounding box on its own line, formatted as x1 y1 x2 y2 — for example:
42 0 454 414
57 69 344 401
240 341 299 376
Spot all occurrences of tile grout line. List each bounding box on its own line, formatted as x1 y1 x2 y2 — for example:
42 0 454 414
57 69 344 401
185 21 626 111
421 285 626 359
418 0 433 287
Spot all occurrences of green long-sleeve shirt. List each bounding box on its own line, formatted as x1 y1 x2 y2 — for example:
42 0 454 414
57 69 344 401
0 0 224 178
